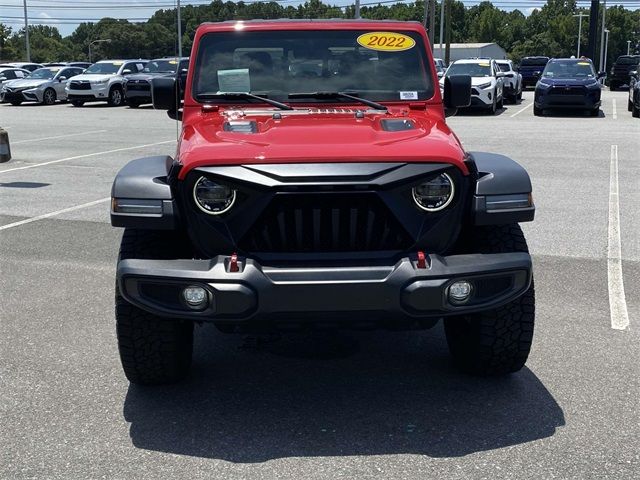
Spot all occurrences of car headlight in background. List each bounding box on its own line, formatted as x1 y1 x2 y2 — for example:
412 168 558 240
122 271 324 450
477 82 492 89
412 173 455 212
91 79 109 85
193 177 236 215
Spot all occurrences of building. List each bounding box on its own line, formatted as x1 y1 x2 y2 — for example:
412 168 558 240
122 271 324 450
433 43 507 64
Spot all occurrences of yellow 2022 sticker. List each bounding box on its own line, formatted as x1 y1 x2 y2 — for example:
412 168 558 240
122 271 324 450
357 32 416 52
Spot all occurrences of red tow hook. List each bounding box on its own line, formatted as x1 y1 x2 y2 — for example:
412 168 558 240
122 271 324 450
229 253 240 273
416 251 428 269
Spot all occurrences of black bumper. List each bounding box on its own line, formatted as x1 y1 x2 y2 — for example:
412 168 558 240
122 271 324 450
125 90 151 102
1 91 24 102
67 93 100 102
117 252 532 323
535 96 600 110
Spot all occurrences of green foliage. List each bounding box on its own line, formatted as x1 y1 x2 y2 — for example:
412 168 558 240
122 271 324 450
1 0 638 67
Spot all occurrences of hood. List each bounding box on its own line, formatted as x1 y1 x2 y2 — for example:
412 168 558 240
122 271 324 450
126 72 173 82
439 76 494 87
70 73 117 82
177 106 467 179
4 78 49 90
538 77 599 86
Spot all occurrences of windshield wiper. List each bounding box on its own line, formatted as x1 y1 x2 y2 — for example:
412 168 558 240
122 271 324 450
197 92 293 110
288 92 387 111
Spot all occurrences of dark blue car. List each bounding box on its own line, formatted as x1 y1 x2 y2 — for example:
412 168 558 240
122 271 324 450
534 58 604 117
519 56 549 88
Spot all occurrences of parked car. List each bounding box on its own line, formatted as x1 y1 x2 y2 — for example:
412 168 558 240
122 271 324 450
0 67 31 103
534 58 604 116
42 62 68 67
434 57 447 78
629 67 640 117
67 62 92 69
440 58 505 114
111 20 536 385
65 59 148 107
609 55 640 91
0 62 44 72
1 66 85 105
124 57 189 108
496 59 522 103
519 56 549 88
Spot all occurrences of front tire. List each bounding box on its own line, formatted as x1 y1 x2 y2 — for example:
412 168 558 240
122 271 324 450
128 99 141 109
116 229 194 385
629 98 633 112
10 100 21 106
589 107 600 117
71 100 84 107
445 224 535 376
43 88 56 105
633 101 640 118
108 86 124 107
533 105 543 116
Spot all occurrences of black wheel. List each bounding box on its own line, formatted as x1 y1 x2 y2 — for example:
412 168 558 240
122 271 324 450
128 99 140 109
10 99 21 106
71 100 84 107
533 106 543 116
108 86 124 107
609 82 618 91
116 229 194 385
589 108 599 117
445 224 535 376
629 99 634 112
496 93 504 109
488 94 497 115
517 88 523 101
43 88 57 105
633 102 640 118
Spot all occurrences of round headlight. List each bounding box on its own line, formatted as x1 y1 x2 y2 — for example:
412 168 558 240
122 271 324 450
193 177 236 215
412 173 454 212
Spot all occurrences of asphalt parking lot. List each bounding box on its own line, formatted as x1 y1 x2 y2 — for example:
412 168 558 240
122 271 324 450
1 91 639 479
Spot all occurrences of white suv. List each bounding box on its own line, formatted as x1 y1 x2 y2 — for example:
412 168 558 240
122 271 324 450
66 60 148 107
496 60 522 103
441 58 505 114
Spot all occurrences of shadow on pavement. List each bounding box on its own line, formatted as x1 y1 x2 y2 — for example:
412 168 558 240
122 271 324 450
124 325 564 462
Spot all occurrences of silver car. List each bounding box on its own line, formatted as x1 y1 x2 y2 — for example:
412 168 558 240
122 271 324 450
2 66 85 105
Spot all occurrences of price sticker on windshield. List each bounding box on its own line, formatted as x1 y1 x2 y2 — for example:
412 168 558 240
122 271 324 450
357 32 416 52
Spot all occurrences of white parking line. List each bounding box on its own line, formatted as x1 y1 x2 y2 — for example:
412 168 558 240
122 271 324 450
0 197 110 231
11 130 108 145
612 99 617 120
0 140 175 174
510 102 532 118
607 145 629 330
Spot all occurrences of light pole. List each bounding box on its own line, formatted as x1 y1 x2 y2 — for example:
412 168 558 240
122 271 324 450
177 0 183 57
88 39 111 63
599 0 607 73
627 40 631 55
603 28 610 83
573 13 588 57
439 0 445 58
354 0 360 19
23 0 30 62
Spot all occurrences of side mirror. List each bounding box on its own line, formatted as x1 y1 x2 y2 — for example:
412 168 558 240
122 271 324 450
58 76 67 82
597 71 606 79
122 69 132 75
506 72 515 78
151 76 183 120
437 71 444 79
496 72 505 78
533 70 541 77
180 68 188 74
0 77 6 82
444 74 471 117
629 70 638 77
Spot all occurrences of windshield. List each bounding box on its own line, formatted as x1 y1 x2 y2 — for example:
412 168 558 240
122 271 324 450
27 68 58 79
84 62 121 75
543 60 595 79
615 56 640 65
144 60 179 73
521 57 549 67
192 30 433 103
497 63 510 72
446 62 492 77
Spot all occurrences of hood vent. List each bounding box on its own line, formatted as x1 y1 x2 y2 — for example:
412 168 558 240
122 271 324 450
223 121 257 134
380 119 415 132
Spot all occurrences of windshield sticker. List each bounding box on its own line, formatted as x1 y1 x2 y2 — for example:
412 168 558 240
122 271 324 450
479 62 490 67
577 62 591 65
169 60 178 64
217 68 251 93
113 61 123 66
400 91 418 100
357 32 416 52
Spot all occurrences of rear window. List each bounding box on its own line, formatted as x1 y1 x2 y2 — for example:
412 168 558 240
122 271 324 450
192 29 434 103
521 57 549 67
615 56 640 65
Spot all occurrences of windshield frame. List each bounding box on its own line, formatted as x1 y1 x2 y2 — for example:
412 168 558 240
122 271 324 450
189 28 435 106
144 59 180 74
446 62 493 78
83 62 122 75
542 60 596 79
26 68 59 80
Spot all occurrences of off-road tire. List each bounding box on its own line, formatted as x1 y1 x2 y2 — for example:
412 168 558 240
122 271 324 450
533 106 542 116
71 100 84 107
10 99 21 106
445 224 535 376
108 86 124 107
488 94 497 115
497 95 504 109
517 89 523 101
633 103 640 118
128 99 141 109
609 81 618 91
43 88 56 105
629 99 634 112
589 108 600 117
116 229 194 385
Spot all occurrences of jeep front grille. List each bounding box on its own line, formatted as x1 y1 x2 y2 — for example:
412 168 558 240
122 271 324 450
239 193 413 253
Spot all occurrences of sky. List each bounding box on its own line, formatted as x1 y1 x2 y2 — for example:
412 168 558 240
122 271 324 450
2 0 639 36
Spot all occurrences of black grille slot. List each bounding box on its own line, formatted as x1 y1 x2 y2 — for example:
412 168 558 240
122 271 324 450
127 81 150 91
550 86 586 96
239 193 413 253
69 81 91 90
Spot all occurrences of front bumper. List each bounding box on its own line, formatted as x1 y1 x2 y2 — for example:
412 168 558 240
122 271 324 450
1 91 25 102
535 92 601 110
117 252 532 323
22 89 45 102
66 84 110 101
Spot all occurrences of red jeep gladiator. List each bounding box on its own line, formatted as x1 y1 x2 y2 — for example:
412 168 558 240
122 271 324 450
111 20 535 385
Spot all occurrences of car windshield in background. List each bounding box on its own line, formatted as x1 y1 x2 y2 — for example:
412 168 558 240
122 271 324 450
144 60 179 73
446 62 491 77
521 58 549 67
28 68 58 79
192 29 433 103
543 60 595 79
497 63 510 72
615 56 640 65
84 62 121 74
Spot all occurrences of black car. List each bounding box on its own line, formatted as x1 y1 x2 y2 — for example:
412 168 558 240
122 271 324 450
519 56 549 88
124 57 188 108
629 68 640 117
609 55 640 91
534 58 604 116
